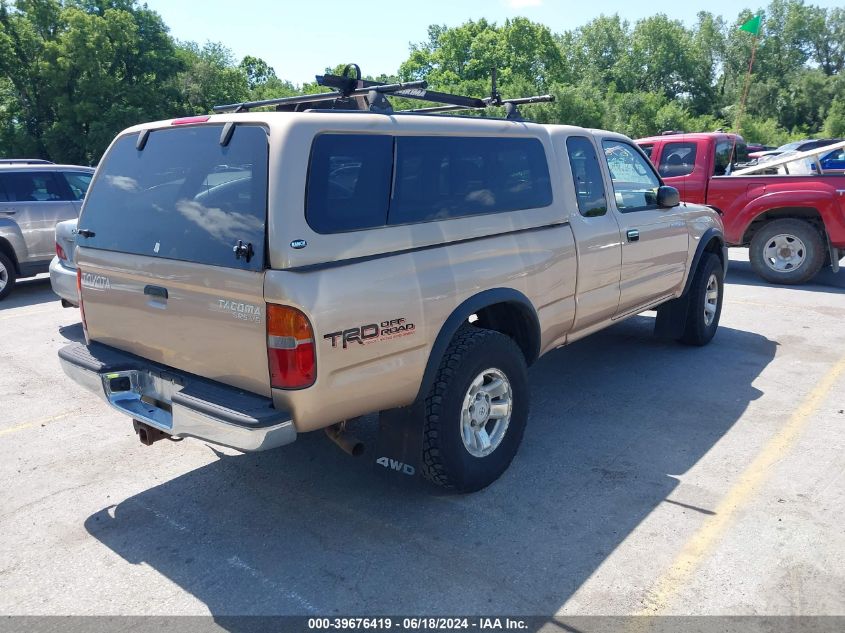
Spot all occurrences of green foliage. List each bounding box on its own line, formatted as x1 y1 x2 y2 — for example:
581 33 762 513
1 0 843 164
0 0 182 163
739 116 801 145
824 99 845 137
399 0 843 141
175 41 248 114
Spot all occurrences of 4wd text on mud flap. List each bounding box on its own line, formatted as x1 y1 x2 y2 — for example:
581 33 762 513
324 318 415 349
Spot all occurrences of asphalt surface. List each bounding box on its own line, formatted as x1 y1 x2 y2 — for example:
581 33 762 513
1 251 844 618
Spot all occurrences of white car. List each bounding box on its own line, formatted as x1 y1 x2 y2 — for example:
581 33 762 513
49 218 79 307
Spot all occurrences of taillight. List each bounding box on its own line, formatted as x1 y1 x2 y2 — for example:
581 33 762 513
267 305 316 389
56 242 67 261
76 268 89 342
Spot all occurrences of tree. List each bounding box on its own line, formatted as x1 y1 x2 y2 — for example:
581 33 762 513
824 98 845 137
0 0 182 163
566 14 630 90
239 54 275 90
400 18 563 93
619 15 705 101
175 41 248 114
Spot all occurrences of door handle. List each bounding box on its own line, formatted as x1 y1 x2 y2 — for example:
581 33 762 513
144 285 168 300
626 229 640 243
1 209 16 214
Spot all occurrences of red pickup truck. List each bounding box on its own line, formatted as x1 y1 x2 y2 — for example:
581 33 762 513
636 132 845 284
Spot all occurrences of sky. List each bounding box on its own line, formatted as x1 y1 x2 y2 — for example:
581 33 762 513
143 0 843 85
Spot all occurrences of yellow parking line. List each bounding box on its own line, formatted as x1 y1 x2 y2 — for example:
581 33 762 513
0 412 73 438
0 306 57 321
637 353 845 615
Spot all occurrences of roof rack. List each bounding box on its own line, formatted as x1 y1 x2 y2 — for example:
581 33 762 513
0 158 54 165
212 65 554 120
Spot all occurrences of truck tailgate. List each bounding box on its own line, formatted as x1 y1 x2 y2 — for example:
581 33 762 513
79 249 270 396
73 121 271 396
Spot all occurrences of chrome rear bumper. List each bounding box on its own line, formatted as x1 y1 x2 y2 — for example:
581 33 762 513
59 342 296 452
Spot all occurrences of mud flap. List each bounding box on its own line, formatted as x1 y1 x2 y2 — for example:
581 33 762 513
654 295 689 340
374 402 424 483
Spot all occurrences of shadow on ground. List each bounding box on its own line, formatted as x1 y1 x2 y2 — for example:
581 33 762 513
0 276 59 310
58 322 85 343
84 317 776 622
726 258 845 294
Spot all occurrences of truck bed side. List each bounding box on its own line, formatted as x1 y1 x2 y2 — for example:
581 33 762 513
705 175 845 247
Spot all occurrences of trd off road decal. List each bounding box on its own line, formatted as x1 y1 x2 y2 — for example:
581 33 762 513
323 317 415 349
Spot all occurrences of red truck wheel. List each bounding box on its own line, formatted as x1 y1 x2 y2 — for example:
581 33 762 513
749 219 824 285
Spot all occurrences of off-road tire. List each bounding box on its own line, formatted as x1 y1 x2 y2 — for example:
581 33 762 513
421 326 529 493
749 219 824 285
679 253 723 346
0 251 16 301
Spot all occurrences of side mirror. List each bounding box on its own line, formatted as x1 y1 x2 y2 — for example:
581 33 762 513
657 185 680 208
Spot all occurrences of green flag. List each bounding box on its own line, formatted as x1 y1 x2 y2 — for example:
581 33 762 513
739 14 762 36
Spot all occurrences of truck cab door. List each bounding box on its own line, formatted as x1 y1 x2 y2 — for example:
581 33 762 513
560 135 622 331
598 139 689 316
654 140 706 204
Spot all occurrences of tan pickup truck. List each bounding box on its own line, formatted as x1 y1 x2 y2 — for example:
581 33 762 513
59 100 727 492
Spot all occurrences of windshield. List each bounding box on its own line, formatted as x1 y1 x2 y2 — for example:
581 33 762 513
78 124 268 271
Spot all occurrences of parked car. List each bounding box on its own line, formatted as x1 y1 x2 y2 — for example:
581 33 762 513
820 147 845 173
50 218 80 306
748 138 842 161
636 132 845 284
745 143 776 155
0 163 94 300
60 100 726 492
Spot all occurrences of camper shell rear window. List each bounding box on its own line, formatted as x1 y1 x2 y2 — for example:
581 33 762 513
78 124 269 271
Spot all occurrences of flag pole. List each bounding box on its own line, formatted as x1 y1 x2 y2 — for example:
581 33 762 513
729 15 762 169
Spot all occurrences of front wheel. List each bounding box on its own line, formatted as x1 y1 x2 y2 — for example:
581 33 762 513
749 219 824 285
678 253 724 346
421 327 529 492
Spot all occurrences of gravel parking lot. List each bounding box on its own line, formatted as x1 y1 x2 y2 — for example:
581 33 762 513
1 250 843 618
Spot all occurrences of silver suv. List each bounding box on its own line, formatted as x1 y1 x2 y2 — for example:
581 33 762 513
0 161 94 300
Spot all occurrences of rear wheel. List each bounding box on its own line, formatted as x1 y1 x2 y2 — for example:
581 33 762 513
421 327 529 492
749 219 824 285
0 252 16 301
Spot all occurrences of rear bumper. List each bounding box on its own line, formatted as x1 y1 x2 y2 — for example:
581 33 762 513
49 256 78 306
59 342 296 452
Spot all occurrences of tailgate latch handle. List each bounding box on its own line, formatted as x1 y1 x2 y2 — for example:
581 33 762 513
233 240 254 263
144 285 168 300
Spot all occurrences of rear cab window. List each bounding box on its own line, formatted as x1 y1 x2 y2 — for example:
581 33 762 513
78 124 269 271
714 140 748 175
658 142 697 177
565 136 607 217
306 134 553 233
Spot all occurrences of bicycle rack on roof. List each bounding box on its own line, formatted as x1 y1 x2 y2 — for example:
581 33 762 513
212 65 554 121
